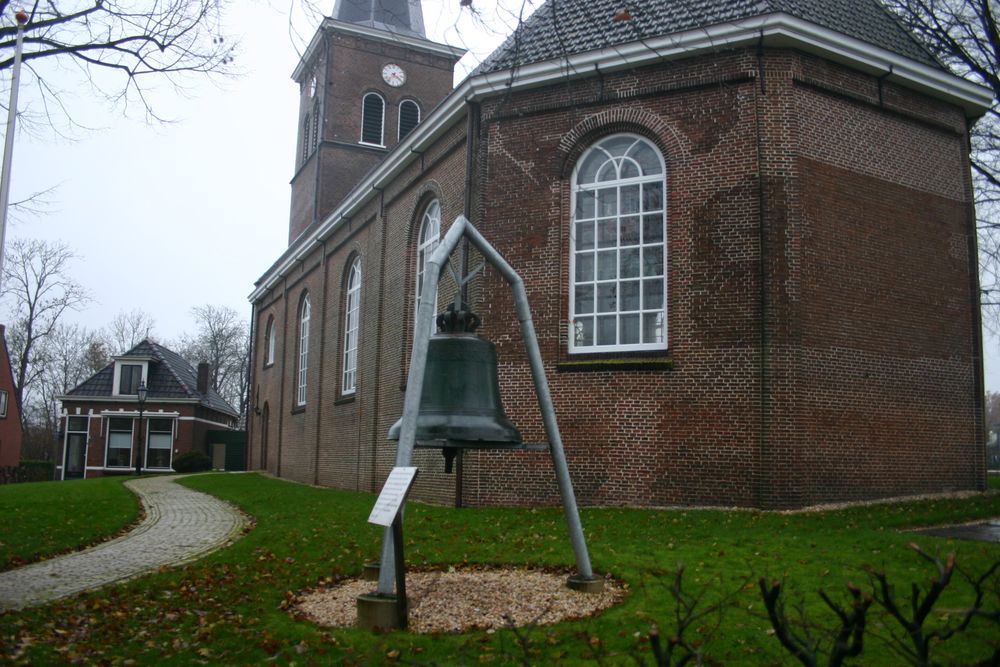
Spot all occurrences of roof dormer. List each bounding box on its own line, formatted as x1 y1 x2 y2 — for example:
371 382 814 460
111 355 152 396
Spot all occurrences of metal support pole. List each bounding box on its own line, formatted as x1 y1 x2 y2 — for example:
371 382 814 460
0 13 28 285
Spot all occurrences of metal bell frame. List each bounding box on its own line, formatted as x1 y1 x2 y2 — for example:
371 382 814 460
375 215 597 597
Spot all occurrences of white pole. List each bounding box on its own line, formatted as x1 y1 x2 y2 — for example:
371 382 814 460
0 10 29 287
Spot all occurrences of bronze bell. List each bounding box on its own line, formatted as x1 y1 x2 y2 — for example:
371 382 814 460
388 303 522 470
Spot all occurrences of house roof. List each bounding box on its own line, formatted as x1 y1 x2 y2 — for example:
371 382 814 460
332 0 426 39
66 340 238 418
474 0 939 75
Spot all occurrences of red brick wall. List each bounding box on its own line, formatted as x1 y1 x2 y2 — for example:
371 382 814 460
250 47 985 509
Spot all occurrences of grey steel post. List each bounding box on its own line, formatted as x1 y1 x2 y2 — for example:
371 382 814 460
460 222 594 581
376 218 467 595
0 12 28 286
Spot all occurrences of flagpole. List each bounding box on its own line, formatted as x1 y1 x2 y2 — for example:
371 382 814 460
0 9 29 287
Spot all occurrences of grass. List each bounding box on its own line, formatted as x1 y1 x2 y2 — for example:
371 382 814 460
1 472 998 665
0 476 140 571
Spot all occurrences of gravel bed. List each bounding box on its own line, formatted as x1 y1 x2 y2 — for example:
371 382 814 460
295 568 626 634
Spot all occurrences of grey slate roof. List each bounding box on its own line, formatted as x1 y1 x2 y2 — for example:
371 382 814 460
333 0 426 38
474 0 939 75
66 340 238 418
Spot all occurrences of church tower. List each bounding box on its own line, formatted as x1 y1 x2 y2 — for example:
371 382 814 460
288 0 465 244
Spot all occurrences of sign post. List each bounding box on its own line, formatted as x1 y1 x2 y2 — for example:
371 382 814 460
357 466 419 630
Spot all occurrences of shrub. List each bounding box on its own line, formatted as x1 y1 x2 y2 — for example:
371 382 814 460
172 451 212 473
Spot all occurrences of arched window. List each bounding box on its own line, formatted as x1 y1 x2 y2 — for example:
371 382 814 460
264 316 275 367
570 134 666 353
296 294 311 406
398 100 420 141
343 256 362 394
415 199 441 322
361 92 385 146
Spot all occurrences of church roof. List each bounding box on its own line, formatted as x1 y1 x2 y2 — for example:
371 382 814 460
475 0 939 75
332 0 426 39
66 339 238 417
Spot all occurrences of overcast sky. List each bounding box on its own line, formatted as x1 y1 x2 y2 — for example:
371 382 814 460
3 1 1000 391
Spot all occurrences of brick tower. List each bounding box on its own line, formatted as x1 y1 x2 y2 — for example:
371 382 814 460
287 0 465 244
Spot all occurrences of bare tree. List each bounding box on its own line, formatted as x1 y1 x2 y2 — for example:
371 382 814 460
877 1 1000 315
177 303 249 422
103 307 156 355
0 1 236 133
0 237 90 411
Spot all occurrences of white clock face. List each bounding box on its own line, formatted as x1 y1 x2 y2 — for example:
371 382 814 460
382 63 406 87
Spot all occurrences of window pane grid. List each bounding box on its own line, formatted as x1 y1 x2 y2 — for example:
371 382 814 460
570 135 666 353
297 296 311 406
343 258 362 394
416 201 441 323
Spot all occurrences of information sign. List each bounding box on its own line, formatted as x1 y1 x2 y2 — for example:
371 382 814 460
368 466 419 527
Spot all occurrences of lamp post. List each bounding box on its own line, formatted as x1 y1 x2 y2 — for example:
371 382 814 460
135 381 147 476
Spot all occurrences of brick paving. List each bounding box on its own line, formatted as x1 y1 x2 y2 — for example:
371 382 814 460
0 475 248 611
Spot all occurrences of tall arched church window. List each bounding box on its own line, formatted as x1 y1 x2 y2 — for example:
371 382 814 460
398 100 420 141
264 316 275 367
296 294 311 406
415 200 441 323
570 134 666 353
361 92 385 146
343 256 362 394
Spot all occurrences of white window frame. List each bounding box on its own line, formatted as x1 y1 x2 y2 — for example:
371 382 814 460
105 417 134 468
144 417 175 470
343 256 362 394
415 200 441 324
0 390 7 419
112 361 148 396
398 99 421 141
569 134 667 354
264 316 275 366
296 294 311 407
360 92 385 147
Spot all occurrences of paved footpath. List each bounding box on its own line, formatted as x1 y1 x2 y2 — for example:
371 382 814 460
0 474 248 611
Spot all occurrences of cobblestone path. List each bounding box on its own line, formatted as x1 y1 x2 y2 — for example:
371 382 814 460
0 475 248 611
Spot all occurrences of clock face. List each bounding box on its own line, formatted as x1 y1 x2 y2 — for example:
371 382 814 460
382 63 406 87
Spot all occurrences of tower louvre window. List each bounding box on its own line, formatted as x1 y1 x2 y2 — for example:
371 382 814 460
361 92 385 146
398 100 420 141
311 99 320 152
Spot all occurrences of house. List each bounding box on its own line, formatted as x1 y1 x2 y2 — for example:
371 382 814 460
247 0 992 509
0 325 24 468
56 340 238 480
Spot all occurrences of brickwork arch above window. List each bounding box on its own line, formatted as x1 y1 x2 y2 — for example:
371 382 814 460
569 134 667 354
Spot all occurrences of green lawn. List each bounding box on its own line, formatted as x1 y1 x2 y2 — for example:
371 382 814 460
0 476 140 571
1 473 998 665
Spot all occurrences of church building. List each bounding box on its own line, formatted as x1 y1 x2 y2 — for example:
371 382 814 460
248 0 993 509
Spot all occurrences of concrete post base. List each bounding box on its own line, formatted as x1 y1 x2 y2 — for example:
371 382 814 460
362 561 380 581
567 575 604 593
356 593 407 630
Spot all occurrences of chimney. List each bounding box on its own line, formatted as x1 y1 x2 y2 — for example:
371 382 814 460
197 362 210 394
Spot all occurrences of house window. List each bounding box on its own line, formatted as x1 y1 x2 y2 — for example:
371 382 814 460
0 390 7 418
398 100 420 141
296 294 311 407
119 364 142 395
415 199 441 323
570 134 667 353
106 417 133 468
343 256 362 394
264 316 275 367
361 92 385 146
145 418 173 470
